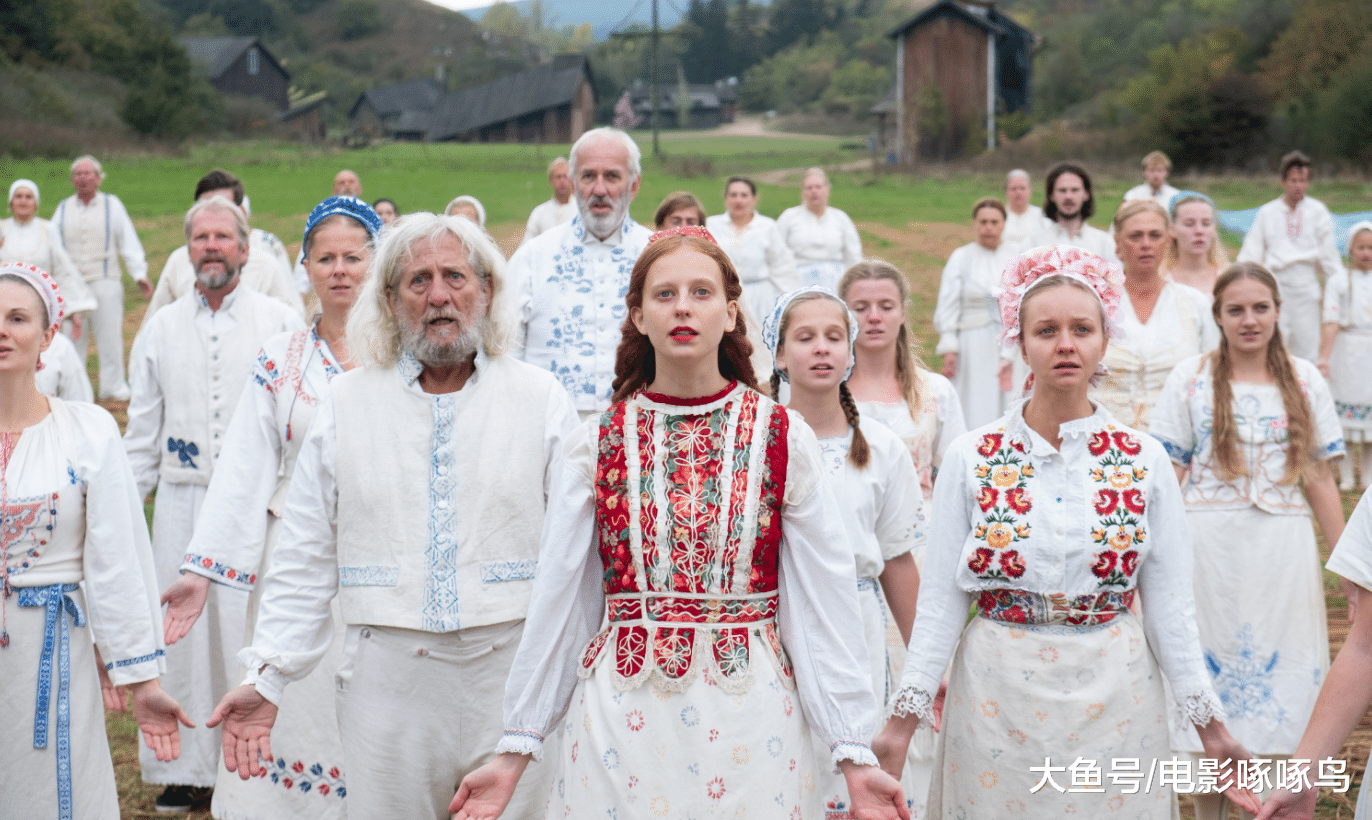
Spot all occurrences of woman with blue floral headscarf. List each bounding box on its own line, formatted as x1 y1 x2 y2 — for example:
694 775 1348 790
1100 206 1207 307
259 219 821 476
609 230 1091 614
159 196 383 820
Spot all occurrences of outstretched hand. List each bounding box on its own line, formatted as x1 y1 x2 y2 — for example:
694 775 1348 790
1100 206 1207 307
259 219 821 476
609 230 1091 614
130 680 195 762
207 685 279 779
450 753 530 819
1254 786 1320 820
840 761 911 820
161 573 211 645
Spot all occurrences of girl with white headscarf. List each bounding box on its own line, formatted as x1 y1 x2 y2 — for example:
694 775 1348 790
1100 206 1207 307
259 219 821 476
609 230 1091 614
1 180 97 339
1319 220 1372 490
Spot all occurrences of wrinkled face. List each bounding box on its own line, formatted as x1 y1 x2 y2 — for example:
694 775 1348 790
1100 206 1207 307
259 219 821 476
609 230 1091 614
549 162 573 200
1019 284 1106 393
305 220 371 317
725 181 756 218
1216 276 1278 356
1114 211 1168 275
333 171 361 197
801 173 829 209
844 277 904 355
373 201 397 225
574 138 640 237
71 161 101 199
9 186 37 222
0 278 54 375
1282 165 1309 204
1050 172 1086 220
1352 231 1372 272
660 207 702 229
1172 201 1217 259
1144 164 1169 191
630 248 737 373
775 297 850 395
188 209 246 291
389 233 492 367
974 206 1005 249
1005 175 1030 211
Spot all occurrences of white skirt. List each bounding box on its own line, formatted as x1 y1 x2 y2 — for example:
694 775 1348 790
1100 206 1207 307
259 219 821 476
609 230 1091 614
951 324 1007 430
931 612 1177 819
551 629 821 819
1170 508 1329 755
1331 330 1372 431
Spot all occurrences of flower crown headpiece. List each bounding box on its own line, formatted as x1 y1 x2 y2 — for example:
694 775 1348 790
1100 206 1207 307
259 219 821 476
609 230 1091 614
648 225 717 245
997 245 1125 349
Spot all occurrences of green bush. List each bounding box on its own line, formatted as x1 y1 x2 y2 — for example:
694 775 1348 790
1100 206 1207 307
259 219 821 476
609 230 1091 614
338 0 383 41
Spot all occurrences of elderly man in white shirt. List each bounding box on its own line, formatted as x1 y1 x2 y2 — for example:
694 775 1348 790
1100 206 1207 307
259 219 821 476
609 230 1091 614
51 155 152 400
1001 168 1044 249
1122 150 1181 209
1237 150 1345 361
507 127 652 418
520 156 577 245
1030 162 1119 264
142 169 303 328
208 213 576 819
124 196 303 813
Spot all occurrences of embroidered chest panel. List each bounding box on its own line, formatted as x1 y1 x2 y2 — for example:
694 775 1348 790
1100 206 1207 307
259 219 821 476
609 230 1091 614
584 390 793 693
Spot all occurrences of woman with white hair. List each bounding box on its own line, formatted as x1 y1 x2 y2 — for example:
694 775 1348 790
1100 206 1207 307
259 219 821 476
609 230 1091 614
777 168 863 291
1 179 96 338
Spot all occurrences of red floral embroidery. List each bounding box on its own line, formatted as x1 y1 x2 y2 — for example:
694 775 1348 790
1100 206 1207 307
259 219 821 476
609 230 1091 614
968 547 995 574
1088 431 1111 456
1005 486 1032 514
977 486 999 512
1111 431 1142 455
999 550 1026 578
977 433 1003 458
1121 550 1139 577
1121 488 1145 514
1093 488 1118 515
1090 551 1117 578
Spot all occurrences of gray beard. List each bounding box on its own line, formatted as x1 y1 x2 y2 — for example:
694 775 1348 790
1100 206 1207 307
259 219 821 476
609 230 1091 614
400 309 485 367
194 263 240 291
578 191 631 240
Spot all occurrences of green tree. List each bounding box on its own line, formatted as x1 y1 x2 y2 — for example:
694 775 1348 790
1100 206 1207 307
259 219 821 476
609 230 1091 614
337 0 383 40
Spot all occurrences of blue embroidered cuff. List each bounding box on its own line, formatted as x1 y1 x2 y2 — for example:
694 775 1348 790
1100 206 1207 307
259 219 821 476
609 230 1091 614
182 553 257 590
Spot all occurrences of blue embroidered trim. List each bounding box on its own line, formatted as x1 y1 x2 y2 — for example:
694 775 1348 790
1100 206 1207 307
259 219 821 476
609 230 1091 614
1153 435 1193 466
398 350 423 385
17 583 84 820
339 566 399 587
423 394 461 631
167 437 199 468
1327 438 1348 457
855 577 879 592
184 553 257 587
503 729 544 742
481 561 538 583
106 649 165 670
828 739 872 754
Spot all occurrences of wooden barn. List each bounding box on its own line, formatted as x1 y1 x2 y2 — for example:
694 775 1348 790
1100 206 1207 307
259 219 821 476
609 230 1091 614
885 0 1032 162
348 77 447 140
178 36 290 111
425 55 595 143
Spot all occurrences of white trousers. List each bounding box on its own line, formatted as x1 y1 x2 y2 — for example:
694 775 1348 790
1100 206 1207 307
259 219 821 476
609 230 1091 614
68 279 128 397
1273 266 1322 362
334 620 554 820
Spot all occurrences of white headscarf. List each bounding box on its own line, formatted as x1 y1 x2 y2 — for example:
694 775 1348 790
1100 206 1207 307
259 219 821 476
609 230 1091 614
8 178 38 208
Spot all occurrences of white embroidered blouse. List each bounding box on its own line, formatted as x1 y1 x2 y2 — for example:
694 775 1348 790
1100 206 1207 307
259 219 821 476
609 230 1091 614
1149 354 1345 515
891 402 1224 726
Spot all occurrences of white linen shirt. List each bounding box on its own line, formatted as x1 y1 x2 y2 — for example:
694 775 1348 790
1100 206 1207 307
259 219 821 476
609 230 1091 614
1123 183 1181 209
932 242 1017 353
819 419 926 580
1237 196 1345 283
521 198 577 246
123 287 304 496
856 370 967 505
142 228 304 327
507 215 652 413
1321 266 1372 329
239 351 578 705
1002 204 1044 249
776 205 863 268
705 212 800 315
50 192 148 283
1030 219 1119 265
0 217 97 313
893 402 1222 724
1150 354 1345 515
1326 487 1372 591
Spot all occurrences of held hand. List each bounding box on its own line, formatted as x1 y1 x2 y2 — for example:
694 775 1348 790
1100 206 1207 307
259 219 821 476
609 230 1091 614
92 645 128 711
941 352 958 380
932 679 948 732
839 761 911 820
1253 786 1319 820
997 359 1013 393
161 573 211 644
870 725 912 780
70 313 83 339
1317 359 1331 379
1197 721 1262 815
450 753 530 819
138 279 154 299
207 685 279 779
129 680 194 762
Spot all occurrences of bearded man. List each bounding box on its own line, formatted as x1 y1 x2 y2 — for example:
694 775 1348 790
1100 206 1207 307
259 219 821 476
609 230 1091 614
208 213 576 819
506 127 652 419
123 196 303 813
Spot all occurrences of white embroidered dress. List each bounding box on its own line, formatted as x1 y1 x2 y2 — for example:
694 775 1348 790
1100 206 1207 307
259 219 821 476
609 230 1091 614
179 325 347 819
812 421 930 820
0 400 164 820
892 403 1225 819
706 212 800 316
495 383 880 819
933 242 1017 428
776 206 863 292
1095 281 1218 431
1150 354 1344 754
1322 266 1372 431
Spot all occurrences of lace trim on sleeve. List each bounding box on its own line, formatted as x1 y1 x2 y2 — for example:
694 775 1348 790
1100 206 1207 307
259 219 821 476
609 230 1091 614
889 685 936 722
1174 688 1226 729
829 740 878 770
494 729 545 761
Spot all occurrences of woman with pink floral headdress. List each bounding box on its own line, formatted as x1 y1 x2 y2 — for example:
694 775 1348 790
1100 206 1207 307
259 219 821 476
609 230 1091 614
870 245 1259 819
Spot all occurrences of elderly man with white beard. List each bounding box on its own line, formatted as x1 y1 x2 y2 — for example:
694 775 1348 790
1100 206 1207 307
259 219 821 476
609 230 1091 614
123 196 304 813
506 126 652 419
207 213 577 819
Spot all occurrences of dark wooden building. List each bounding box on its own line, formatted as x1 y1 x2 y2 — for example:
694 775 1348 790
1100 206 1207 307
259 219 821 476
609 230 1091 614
425 56 596 143
886 1 1032 162
348 77 447 140
178 37 290 111
277 92 328 142
627 79 738 128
